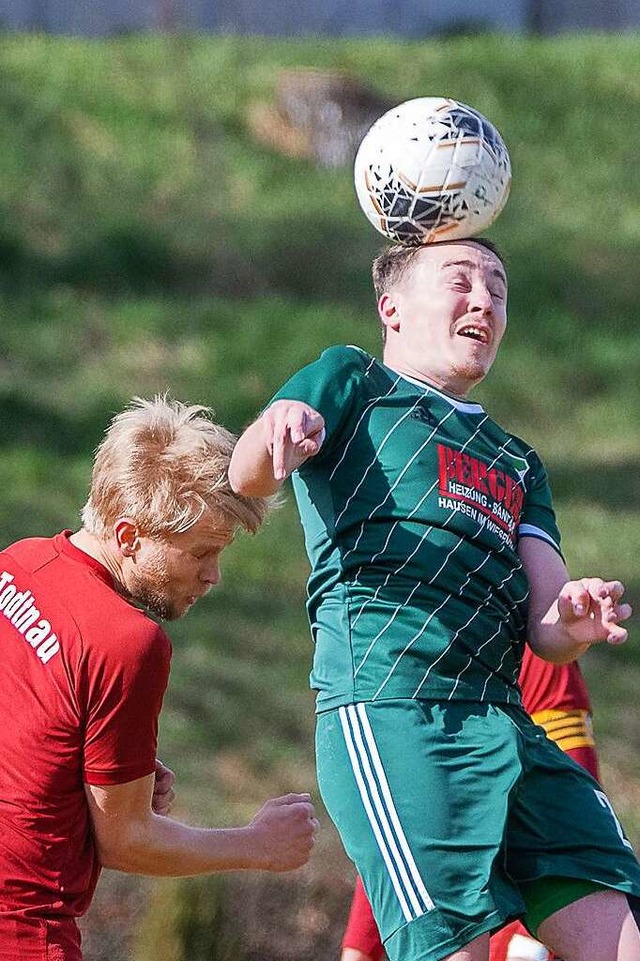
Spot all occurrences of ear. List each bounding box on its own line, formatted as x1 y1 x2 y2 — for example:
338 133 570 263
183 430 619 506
378 292 401 333
114 519 141 558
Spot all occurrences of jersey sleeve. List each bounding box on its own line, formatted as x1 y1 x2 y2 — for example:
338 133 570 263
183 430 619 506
82 623 171 786
269 345 369 458
517 449 563 557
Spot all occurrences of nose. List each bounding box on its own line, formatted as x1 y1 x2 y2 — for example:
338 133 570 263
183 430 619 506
469 283 494 316
200 556 221 586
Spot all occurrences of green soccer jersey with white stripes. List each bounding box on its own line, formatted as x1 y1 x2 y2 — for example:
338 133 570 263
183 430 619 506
271 345 561 710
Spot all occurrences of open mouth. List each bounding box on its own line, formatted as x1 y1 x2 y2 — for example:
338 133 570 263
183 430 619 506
458 325 490 344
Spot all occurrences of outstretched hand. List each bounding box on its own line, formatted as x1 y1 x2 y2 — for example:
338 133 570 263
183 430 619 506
556 578 632 647
249 793 319 872
262 400 326 482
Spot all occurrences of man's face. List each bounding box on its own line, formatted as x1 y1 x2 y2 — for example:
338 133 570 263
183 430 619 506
379 240 508 396
126 516 235 621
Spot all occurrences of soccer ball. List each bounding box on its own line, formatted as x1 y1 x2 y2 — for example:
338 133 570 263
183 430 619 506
353 97 511 246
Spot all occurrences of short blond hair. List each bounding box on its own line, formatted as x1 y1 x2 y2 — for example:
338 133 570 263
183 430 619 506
82 396 270 538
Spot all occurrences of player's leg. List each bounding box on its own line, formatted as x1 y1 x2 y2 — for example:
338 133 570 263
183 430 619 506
340 877 498 961
505 709 640 961
486 724 600 961
537 888 640 961
316 700 524 961
443 932 490 960
340 874 522 961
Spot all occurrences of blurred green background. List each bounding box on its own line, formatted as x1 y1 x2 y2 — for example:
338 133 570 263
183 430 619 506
1 30 639 959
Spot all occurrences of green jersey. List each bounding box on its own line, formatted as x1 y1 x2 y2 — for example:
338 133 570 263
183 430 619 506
272 345 561 711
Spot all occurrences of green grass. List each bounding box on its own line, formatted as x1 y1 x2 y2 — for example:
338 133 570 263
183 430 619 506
1 30 640 958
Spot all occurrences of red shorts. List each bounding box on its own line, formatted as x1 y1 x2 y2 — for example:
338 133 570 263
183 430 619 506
0 916 82 961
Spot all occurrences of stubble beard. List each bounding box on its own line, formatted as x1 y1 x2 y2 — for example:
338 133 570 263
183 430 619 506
134 583 179 621
453 350 494 391
128 556 181 622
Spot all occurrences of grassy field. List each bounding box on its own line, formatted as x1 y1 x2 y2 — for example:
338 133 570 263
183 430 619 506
1 30 639 959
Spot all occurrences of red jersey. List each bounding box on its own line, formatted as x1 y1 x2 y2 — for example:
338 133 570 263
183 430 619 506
0 532 171 923
519 644 591 717
519 645 597 764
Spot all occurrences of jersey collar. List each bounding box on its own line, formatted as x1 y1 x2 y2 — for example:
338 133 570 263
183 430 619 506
384 364 486 415
55 530 115 588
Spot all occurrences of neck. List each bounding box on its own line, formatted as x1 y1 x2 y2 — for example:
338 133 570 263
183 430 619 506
69 529 127 593
382 359 473 400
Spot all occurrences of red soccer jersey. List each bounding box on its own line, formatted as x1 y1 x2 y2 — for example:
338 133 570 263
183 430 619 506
519 644 592 717
0 532 171 921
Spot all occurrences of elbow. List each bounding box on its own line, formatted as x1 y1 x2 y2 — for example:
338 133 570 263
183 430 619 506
92 823 153 875
227 459 251 496
228 459 281 498
95 847 129 873
93 839 136 874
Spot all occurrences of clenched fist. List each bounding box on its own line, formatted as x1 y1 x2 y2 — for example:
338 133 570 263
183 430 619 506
248 793 319 872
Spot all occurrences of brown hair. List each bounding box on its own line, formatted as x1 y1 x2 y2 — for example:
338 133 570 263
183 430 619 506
372 237 506 298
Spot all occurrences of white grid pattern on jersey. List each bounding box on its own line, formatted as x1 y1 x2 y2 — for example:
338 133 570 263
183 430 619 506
333 396 425 530
410 440 530 699
337 394 504 690
356 539 465 680
342 407 456 565
446 568 530 701
414 436 544 699
409 550 495 698
338 396 538 699
328 359 399 483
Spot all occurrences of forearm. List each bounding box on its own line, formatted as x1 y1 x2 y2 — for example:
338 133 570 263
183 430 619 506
524 557 630 662
527 605 591 664
96 813 264 877
229 417 282 497
87 780 316 877
229 400 326 496
518 537 626 663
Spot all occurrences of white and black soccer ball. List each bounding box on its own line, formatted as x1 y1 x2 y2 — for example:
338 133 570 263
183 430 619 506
353 97 511 246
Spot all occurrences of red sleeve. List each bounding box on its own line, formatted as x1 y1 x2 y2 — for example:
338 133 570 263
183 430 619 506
82 622 171 786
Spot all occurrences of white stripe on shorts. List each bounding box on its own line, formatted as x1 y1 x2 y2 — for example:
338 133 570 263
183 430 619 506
338 703 435 921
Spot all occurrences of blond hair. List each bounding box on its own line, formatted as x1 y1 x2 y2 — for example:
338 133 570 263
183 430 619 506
82 396 270 538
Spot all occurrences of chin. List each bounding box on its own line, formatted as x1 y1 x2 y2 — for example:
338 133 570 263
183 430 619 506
458 362 491 388
160 608 182 622
136 592 179 622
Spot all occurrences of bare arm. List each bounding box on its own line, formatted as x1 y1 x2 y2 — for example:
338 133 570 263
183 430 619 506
85 774 317 877
518 536 632 663
229 400 325 497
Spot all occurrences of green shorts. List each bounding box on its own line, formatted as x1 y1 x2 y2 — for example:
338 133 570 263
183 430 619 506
316 699 640 961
